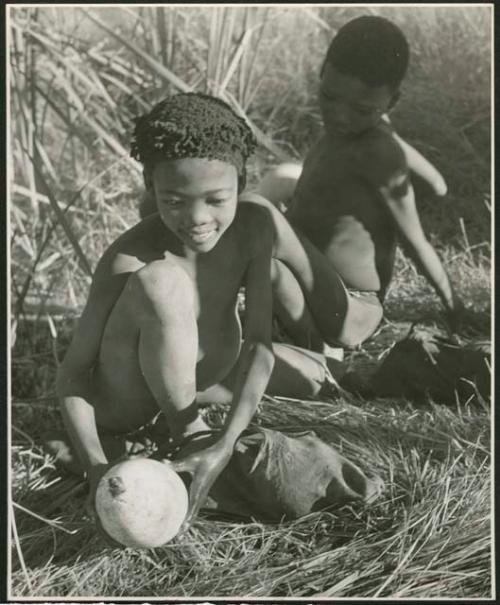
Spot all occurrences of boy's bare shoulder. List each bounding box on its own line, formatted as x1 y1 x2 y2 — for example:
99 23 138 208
97 214 166 276
232 195 275 253
354 124 408 187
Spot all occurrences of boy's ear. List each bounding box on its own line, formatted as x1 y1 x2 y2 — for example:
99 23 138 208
143 168 154 191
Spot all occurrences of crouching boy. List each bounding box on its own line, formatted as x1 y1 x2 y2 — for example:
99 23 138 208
56 93 364 531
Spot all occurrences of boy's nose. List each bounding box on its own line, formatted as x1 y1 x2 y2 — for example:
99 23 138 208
322 103 349 131
185 200 212 226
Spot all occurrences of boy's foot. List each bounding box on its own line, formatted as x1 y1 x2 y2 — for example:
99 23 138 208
43 433 85 476
322 344 344 362
338 370 374 397
42 430 132 475
364 474 385 504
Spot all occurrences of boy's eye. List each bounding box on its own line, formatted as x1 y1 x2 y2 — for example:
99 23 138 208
208 198 228 206
162 198 183 207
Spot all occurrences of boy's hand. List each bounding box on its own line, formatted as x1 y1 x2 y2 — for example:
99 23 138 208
85 463 108 516
85 463 123 548
444 295 466 336
169 440 233 531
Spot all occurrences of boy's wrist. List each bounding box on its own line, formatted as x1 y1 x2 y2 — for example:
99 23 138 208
218 428 242 451
444 295 463 314
441 294 454 312
443 287 461 311
85 461 109 481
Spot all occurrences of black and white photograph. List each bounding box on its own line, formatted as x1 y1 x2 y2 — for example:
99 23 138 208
7 3 493 601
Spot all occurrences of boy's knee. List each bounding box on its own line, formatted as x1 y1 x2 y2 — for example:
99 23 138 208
137 260 191 289
270 258 284 285
132 261 195 318
319 329 354 349
317 315 363 349
331 332 364 349
332 303 383 348
257 163 303 207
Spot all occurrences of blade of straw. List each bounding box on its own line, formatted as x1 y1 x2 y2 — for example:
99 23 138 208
12 502 79 535
219 28 254 94
10 505 33 593
28 158 93 277
82 8 192 93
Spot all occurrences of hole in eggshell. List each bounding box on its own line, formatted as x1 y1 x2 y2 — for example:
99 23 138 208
108 476 126 498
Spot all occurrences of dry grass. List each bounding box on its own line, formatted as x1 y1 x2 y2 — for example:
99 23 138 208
10 380 491 598
8 4 492 600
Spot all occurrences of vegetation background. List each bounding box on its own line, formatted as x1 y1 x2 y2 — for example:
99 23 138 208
9 4 492 599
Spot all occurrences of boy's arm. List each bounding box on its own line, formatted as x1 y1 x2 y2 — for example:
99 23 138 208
219 214 275 447
172 211 275 523
382 114 447 196
378 170 462 326
56 251 131 478
392 132 448 197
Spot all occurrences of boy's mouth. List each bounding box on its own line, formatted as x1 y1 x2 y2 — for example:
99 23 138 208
182 227 217 244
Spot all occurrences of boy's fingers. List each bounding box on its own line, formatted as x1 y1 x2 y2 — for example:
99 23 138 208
168 453 200 475
186 475 212 521
86 490 122 548
85 503 96 522
95 514 123 548
175 493 203 536
168 459 192 474
85 492 98 521
176 517 192 537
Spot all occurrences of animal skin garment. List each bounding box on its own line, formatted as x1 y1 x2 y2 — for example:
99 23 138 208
174 427 384 522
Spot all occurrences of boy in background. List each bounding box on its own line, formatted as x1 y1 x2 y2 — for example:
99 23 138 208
258 15 463 350
56 93 355 529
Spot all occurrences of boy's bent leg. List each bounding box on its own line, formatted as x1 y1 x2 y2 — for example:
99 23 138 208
267 343 345 398
337 291 383 348
271 257 380 349
95 262 209 441
197 342 345 404
271 259 324 351
132 262 210 441
240 193 349 344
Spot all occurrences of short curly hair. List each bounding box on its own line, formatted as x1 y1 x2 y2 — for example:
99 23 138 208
325 16 410 89
130 93 257 190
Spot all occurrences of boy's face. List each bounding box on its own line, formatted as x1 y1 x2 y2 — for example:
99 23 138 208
152 157 238 253
319 62 396 137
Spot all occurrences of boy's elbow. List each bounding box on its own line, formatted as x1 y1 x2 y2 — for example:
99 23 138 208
256 339 275 360
264 344 275 372
246 339 275 371
262 345 275 378
55 362 66 393
55 365 71 400
432 175 447 197
55 360 91 400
